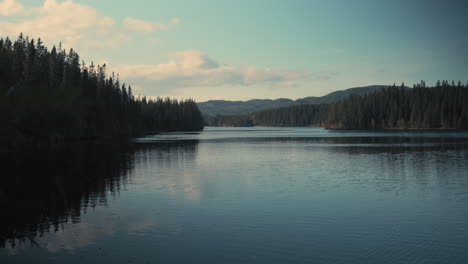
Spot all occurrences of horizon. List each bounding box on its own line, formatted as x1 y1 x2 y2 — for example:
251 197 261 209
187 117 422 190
198 84 386 102
196 83 459 103
1 0 467 101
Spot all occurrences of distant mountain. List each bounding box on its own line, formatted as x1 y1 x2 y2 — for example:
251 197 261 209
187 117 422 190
197 98 294 117
197 85 387 116
295 85 388 105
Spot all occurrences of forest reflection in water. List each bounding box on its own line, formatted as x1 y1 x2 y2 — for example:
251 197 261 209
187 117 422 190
0 141 199 249
1 130 468 263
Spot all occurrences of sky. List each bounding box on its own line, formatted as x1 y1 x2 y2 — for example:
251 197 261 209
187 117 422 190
1 0 467 101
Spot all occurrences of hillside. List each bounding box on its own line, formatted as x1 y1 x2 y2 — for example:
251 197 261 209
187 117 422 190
295 85 387 104
197 85 386 116
0 35 204 153
206 82 468 130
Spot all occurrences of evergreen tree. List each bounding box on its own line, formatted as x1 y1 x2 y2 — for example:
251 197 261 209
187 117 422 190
0 34 204 151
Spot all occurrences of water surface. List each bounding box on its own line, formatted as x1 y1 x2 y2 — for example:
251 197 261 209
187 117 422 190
2 127 468 263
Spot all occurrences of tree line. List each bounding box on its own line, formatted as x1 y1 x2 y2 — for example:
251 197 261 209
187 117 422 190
206 82 468 130
0 34 204 150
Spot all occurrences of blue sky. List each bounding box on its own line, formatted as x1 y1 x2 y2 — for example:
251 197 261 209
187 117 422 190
1 0 467 101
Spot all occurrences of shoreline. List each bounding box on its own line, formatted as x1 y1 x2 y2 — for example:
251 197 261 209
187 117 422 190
205 125 468 132
324 127 468 132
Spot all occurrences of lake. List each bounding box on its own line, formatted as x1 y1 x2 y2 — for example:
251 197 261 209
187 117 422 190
2 127 468 263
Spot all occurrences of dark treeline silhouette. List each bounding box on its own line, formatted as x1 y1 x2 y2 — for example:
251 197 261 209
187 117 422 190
325 82 468 129
206 82 468 129
0 34 203 152
206 104 326 127
207 114 254 127
252 104 328 127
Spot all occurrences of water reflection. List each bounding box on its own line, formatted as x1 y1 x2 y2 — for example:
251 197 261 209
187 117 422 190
0 144 134 249
320 142 468 200
133 140 201 201
134 140 199 169
2 128 468 263
0 141 201 251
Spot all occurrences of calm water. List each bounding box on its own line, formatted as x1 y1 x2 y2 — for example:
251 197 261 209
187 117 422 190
2 127 468 263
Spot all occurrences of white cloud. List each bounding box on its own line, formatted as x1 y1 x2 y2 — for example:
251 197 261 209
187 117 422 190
0 0 24 16
0 1 317 100
123 17 179 33
0 0 176 51
110 50 310 96
0 0 118 50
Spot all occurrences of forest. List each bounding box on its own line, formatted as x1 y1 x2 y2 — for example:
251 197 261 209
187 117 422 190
207 82 468 130
0 34 204 151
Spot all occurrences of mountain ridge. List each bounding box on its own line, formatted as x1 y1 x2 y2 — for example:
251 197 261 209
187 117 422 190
197 85 388 116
